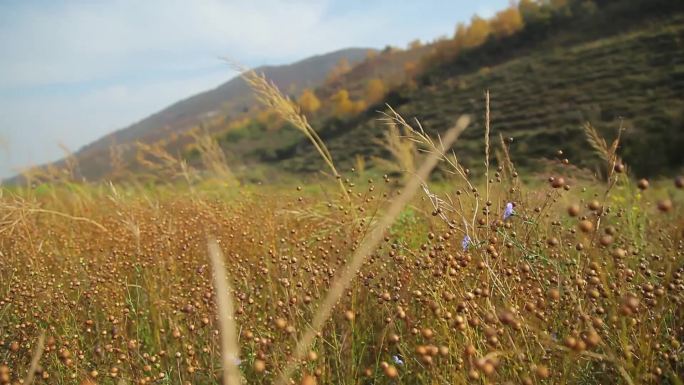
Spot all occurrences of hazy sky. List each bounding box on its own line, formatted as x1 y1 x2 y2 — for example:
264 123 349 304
0 0 508 179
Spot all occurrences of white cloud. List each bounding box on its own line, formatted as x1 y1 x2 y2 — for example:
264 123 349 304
0 0 384 88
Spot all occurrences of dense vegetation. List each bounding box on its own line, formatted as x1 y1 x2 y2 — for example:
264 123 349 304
2 105 684 384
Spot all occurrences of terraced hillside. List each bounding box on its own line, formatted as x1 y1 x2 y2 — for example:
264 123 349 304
272 14 684 178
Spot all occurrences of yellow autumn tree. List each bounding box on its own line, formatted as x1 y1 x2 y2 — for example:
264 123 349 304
490 6 524 38
403 61 418 80
298 89 321 114
255 109 277 125
330 89 354 117
408 39 422 50
336 58 351 73
365 78 386 105
453 22 468 50
327 58 352 83
462 15 491 48
352 99 367 115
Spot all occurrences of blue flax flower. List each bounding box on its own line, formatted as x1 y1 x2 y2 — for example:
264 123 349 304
392 355 404 366
503 202 514 220
462 235 471 251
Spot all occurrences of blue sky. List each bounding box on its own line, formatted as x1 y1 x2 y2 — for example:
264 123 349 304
0 0 509 179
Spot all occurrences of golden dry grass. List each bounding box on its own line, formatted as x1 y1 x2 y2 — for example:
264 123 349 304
1 76 684 385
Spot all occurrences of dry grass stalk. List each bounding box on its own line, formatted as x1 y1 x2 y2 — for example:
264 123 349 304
275 115 471 385
18 165 57 186
238 68 333 168
234 65 352 204
207 239 242 385
583 121 625 179
58 142 80 181
499 132 516 181
23 330 45 385
371 122 417 179
583 120 626 237
0 193 108 235
189 129 236 183
133 138 211 183
484 90 491 230
584 122 612 162
135 141 179 171
421 183 455 223
379 106 478 238
379 105 475 193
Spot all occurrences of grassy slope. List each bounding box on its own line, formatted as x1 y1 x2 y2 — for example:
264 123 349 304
268 6 684 178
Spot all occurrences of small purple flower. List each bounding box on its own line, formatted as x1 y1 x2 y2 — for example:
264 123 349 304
392 355 404 366
461 235 471 251
503 202 514 220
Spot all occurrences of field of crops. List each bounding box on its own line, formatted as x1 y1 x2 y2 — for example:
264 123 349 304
2 88 684 385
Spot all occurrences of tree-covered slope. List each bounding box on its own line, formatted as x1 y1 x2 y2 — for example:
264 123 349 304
268 1 684 178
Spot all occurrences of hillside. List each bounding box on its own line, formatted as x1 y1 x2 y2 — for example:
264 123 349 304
204 44 433 179
14 0 684 184
257 0 684 178
61 44 429 182
45 48 373 181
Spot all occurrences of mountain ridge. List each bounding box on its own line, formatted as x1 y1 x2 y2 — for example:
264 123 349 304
79 47 372 153
12 47 373 182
